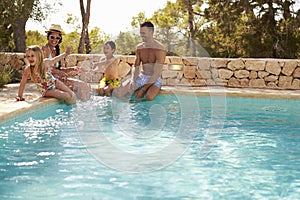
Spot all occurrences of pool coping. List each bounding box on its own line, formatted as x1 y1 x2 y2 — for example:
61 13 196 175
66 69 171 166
1 83 300 124
161 86 300 100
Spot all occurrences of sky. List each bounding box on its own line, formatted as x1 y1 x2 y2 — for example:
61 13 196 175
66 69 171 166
26 0 172 36
25 0 300 36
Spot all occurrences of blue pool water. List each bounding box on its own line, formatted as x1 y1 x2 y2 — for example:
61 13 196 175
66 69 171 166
1 94 300 199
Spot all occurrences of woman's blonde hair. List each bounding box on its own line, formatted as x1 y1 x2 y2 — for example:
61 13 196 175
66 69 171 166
26 45 46 80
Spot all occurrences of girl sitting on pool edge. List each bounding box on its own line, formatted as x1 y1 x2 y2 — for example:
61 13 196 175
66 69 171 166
16 45 76 105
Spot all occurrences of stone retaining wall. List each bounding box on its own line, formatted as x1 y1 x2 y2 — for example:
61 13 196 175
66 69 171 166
1 52 300 89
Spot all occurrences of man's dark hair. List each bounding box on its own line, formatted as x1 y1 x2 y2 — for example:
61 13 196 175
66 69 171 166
105 40 116 50
140 21 154 32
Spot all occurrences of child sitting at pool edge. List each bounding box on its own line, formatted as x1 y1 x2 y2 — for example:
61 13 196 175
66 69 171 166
93 41 120 96
16 45 76 105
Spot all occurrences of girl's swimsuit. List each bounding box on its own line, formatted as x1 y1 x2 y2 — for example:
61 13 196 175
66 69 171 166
31 71 56 96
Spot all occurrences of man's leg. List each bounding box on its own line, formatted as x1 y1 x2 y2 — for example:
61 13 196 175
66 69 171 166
113 82 132 99
145 85 160 101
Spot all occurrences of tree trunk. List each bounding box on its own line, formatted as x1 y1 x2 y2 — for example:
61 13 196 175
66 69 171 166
78 0 91 54
13 0 34 52
13 18 27 52
187 0 196 56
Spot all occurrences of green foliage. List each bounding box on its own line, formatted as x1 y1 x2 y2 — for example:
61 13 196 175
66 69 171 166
131 12 148 29
149 0 209 57
0 0 61 51
60 31 81 54
26 30 47 47
0 66 13 87
89 27 110 54
114 31 140 55
202 0 300 58
2 0 300 58
25 26 110 54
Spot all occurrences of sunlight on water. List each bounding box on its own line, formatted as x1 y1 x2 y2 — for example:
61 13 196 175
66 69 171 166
0 95 300 199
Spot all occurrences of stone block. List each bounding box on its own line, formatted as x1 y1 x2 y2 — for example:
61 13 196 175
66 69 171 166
278 76 293 88
211 68 219 80
293 67 300 78
228 77 240 87
249 79 266 88
264 75 278 82
196 70 211 79
192 79 207 86
282 60 298 76
265 60 281 75
219 68 234 79
234 70 249 79
245 60 265 71
240 78 249 87
197 58 211 70
227 59 245 70
66 55 77 67
162 70 178 79
183 65 196 79
249 71 257 79
258 71 269 79
292 79 300 89
267 82 278 88
211 58 228 68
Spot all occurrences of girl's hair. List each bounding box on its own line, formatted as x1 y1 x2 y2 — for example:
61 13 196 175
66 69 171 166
26 45 46 80
47 31 63 68
104 41 116 50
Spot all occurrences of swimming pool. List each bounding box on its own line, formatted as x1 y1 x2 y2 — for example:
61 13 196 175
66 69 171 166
1 93 300 199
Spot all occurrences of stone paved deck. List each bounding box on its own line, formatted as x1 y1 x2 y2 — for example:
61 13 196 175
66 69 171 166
1 83 299 123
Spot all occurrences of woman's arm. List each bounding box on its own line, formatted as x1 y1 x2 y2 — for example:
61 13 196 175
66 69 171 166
44 46 71 68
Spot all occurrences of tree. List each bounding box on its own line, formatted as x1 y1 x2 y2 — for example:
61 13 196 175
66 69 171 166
203 0 300 58
114 31 140 55
0 0 61 52
177 0 203 56
78 0 91 54
89 27 110 54
0 1 14 51
150 2 184 55
13 0 35 52
149 0 207 57
26 30 47 47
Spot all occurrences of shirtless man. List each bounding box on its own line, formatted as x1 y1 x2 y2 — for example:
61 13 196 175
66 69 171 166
114 21 166 101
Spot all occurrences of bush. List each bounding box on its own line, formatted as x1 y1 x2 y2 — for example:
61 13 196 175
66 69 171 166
0 66 13 87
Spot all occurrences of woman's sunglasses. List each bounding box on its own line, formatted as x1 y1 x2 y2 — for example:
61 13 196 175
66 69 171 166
49 35 61 40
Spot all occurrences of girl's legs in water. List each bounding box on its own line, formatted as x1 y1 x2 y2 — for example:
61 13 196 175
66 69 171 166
44 79 76 105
